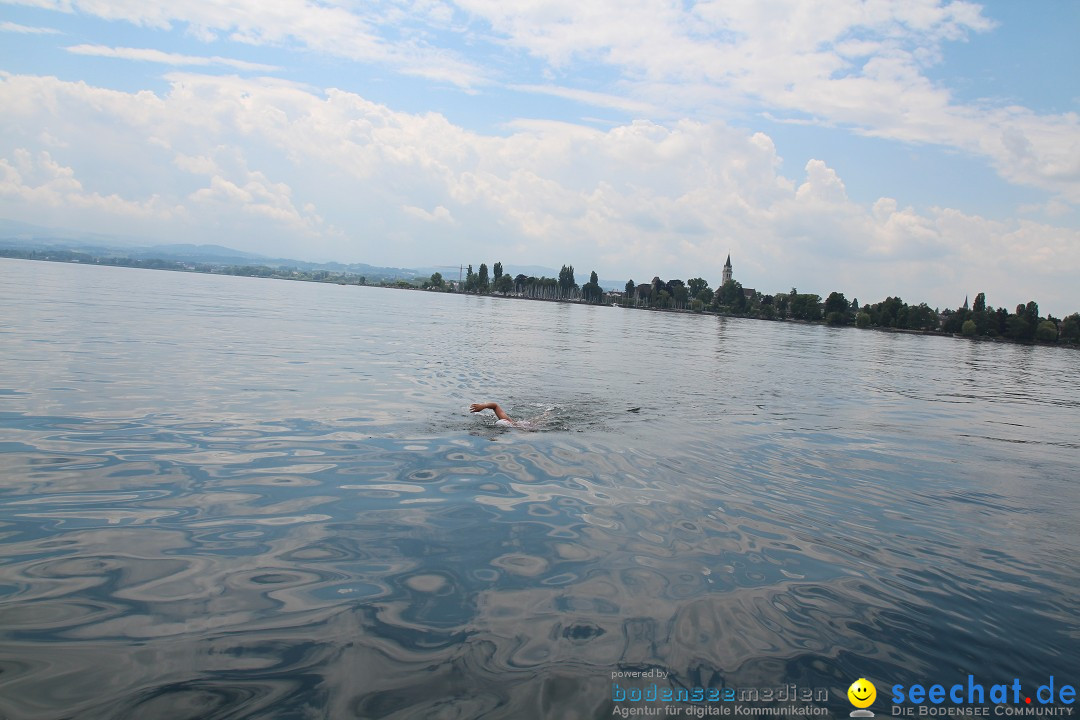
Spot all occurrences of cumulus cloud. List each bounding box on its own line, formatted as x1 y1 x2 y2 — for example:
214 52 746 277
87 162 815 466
457 0 1080 204
0 148 180 219
173 153 219 176
796 160 848 205
189 169 327 233
403 204 455 223
6 1 1078 201
1018 197 1072 219
17 0 1080 205
0 70 1077 313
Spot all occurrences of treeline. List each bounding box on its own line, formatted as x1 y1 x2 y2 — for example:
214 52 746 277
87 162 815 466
710 284 1077 345
426 262 603 301
622 277 838 320
700 282 1077 345
856 292 1080 344
441 258 1078 346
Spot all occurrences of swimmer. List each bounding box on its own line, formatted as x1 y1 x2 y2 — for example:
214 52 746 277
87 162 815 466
470 402 515 427
471 402 560 430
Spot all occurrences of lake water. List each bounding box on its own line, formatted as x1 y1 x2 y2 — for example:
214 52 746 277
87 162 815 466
1 259 1077 720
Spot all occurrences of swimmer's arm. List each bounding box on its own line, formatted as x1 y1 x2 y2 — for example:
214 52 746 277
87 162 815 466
470 402 511 422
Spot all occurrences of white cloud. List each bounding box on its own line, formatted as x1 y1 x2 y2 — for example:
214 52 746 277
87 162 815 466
173 153 219 175
457 0 1079 204
796 160 848 205
403 204 455 223
508 84 657 115
66 44 281 72
0 70 1077 314
0 21 61 34
0 148 179 218
5 0 488 87
1018 197 1072 219
189 169 325 232
7 0 1077 202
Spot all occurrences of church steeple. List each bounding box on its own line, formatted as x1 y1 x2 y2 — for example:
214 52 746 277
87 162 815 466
722 253 732 285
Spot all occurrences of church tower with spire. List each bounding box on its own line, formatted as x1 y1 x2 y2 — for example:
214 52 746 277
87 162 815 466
722 254 732 285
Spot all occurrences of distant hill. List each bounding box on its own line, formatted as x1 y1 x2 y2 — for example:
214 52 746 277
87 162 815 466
0 219 625 287
142 244 268 260
0 219 426 280
0 218 146 246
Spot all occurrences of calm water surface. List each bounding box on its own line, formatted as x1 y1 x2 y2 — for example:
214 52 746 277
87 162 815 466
1 259 1078 719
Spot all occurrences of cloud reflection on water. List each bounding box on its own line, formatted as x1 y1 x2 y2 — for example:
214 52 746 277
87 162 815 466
2 264 1078 719
1 410 1077 718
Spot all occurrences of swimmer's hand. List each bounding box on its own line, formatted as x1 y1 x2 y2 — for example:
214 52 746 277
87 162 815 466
470 402 512 422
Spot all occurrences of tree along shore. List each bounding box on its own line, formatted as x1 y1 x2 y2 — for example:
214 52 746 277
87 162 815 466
4 247 1076 347
425 261 1079 347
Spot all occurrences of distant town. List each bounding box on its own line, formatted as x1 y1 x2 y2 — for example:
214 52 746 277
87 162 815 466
2 243 1076 348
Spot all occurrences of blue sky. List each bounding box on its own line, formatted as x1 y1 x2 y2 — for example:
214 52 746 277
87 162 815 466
1 0 1078 314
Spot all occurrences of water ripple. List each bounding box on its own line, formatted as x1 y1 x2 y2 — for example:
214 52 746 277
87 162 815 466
2 263 1078 719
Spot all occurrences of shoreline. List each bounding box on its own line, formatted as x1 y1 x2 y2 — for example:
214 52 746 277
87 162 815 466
2 251 1073 350
405 285 1073 349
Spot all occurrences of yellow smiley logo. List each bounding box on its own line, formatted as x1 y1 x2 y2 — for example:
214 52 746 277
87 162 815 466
848 678 876 708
